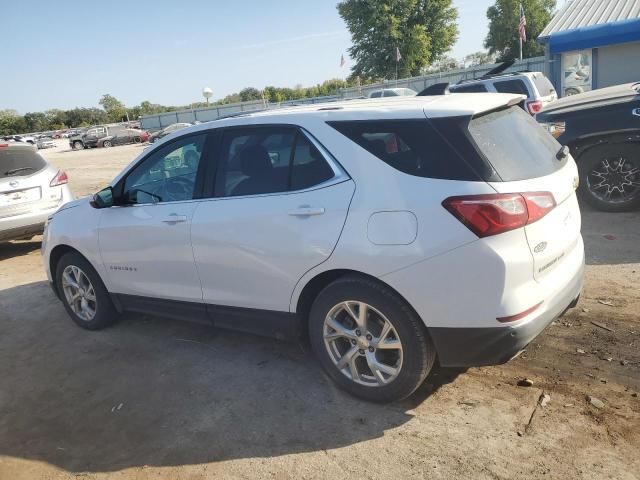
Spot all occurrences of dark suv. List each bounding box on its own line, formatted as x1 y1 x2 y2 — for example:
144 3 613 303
68 125 110 150
537 82 640 212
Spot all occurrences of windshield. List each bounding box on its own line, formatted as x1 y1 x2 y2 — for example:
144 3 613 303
0 148 48 179
468 106 566 181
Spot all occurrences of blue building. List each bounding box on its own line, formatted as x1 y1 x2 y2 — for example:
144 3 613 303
538 0 640 97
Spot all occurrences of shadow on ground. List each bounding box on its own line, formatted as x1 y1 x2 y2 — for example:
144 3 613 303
0 281 462 473
0 240 41 261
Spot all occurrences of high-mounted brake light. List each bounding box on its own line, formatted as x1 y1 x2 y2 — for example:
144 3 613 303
0 144 9 148
442 192 556 238
526 100 543 115
50 170 68 187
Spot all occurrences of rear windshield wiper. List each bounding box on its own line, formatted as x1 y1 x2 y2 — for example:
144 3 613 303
556 145 570 161
4 167 35 176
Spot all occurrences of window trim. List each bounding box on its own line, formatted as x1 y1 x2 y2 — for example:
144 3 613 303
203 123 349 200
113 130 214 207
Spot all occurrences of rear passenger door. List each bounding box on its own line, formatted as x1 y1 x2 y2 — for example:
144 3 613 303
191 125 355 318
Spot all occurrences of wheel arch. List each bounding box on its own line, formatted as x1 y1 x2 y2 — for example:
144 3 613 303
568 130 640 161
294 268 421 329
49 245 92 298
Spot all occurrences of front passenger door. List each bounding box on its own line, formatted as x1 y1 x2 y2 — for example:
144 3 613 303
99 133 209 307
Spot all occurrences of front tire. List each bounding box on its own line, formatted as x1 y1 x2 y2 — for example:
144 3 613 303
578 143 640 212
55 252 119 330
309 275 435 403
73 141 83 150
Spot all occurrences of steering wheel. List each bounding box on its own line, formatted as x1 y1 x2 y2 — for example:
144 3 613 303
164 177 194 202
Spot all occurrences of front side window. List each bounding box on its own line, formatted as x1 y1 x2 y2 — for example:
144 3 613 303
215 127 335 197
123 134 206 204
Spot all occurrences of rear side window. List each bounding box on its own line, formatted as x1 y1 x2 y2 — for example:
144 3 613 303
0 148 47 179
215 127 336 197
468 106 565 181
328 120 480 180
450 83 488 93
493 79 529 96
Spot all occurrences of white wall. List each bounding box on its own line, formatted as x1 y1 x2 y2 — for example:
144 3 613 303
596 41 640 88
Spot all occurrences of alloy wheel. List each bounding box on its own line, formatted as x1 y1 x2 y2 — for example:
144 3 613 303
323 301 403 387
61 265 97 321
587 156 640 204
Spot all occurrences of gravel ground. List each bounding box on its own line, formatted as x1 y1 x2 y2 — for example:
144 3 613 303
0 142 638 479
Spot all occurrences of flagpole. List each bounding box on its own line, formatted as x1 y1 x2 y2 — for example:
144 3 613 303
520 37 523 61
395 62 398 87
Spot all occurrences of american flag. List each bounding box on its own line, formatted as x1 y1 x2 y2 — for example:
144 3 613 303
395 47 402 62
519 3 527 42
340 54 345 67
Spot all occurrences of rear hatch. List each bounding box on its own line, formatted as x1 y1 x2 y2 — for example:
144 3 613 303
466 106 580 281
530 72 557 108
0 146 50 219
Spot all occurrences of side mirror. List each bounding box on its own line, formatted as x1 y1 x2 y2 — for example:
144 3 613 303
90 186 114 209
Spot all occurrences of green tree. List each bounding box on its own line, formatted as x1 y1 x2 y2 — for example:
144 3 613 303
0 109 27 135
338 0 458 80
99 94 127 122
485 0 555 61
464 50 497 67
23 112 48 132
239 87 262 102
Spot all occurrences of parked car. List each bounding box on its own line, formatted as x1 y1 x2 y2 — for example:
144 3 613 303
537 82 640 212
43 95 583 402
148 123 191 143
1 142 73 242
448 65 557 115
368 88 417 98
36 136 56 149
97 129 149 148
13 135 36 145
68 125 111 150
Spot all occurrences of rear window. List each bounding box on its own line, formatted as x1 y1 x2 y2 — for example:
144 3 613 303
531 73 556 97
468 106 565 181
0 147 47 179
328 120 480 181
450 83 488 93
493 79 529 96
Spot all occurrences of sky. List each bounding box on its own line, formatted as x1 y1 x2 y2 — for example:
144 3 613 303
0 0 493 113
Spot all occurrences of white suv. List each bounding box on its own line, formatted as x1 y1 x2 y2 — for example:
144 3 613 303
449 71 557 115
42 94 584 402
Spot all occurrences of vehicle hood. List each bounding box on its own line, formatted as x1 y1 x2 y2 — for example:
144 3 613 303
55 196 90 214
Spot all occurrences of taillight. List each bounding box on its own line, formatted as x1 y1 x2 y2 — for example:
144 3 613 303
442 192 556 238
50 170 68 187
526 100 543 115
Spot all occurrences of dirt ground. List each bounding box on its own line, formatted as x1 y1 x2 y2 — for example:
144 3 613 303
0 142 638 480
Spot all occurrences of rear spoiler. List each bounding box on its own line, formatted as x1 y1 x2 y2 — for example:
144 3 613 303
417 83 450 96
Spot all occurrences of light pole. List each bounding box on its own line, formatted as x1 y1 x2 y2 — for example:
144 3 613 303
202 87 213 106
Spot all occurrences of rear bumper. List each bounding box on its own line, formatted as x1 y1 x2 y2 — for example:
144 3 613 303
431 256 584 367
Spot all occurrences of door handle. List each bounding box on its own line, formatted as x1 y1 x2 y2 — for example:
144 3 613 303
161 213 188 224
288 206 325 217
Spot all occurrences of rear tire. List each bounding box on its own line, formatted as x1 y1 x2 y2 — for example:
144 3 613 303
577 143 640 212
103 140 112 148
73 141 83 150
55 252 119 330
309 275 435 403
